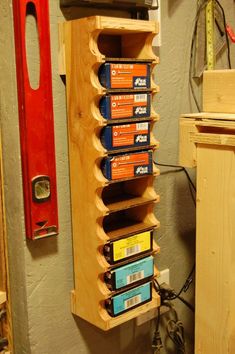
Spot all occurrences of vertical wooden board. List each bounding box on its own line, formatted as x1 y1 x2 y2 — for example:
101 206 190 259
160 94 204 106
196 145 235 354
179 117 197 167
203 70 235 113
0 142 6 294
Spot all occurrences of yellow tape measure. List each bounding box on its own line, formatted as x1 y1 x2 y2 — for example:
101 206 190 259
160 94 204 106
206 0 215 69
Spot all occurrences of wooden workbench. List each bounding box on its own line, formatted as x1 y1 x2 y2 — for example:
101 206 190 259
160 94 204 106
179 111 235 353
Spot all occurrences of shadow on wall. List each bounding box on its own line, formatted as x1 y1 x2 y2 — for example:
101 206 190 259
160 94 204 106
167 0 184 17
73 315 155 354
73 316 121 354
26 237 58 258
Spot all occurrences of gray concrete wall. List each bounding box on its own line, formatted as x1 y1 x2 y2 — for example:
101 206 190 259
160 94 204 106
0 0 234 353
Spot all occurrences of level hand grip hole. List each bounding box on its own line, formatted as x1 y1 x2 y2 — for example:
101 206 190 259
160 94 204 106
36 220 48 228
25 2 40 90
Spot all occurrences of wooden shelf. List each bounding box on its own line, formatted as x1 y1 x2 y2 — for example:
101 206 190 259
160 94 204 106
106 221 159 240
105 87 159 94
106 143 159 155
102 177 160 214
63 15 160 330
104 57 155 63
105 114 160 125
105 195 160 214
71 287 160 331
107 168 160 185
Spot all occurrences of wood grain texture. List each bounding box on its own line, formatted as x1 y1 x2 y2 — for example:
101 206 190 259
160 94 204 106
0 291 6 305
179 113 235 353
64 16 160 330
196 145 235 354
179 117 197 167
182 112 235 120
203 70 235 113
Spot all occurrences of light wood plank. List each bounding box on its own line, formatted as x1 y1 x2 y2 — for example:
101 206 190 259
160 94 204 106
181 112 235 120
191 132 235 147
106 195 160 214
203 70 235 113
196 145 235 354
98 16 158 34
106 221 159 239
179 117 197 167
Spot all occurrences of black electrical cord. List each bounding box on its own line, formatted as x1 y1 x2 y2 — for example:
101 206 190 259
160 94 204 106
169 264 195 300
153 161 196 190
167 318 186 354
152 306 163 353
152 160 196 311
153 265 195 313
153 300 186 354
154 160 196 193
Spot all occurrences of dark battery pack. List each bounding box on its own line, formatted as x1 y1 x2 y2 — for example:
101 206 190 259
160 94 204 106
102 150 153 180
101 122 150 150
104 256 154 291
99 63 151 89
105 281 152 317
99 93 151 120
61 1 154 8
103 230 153 265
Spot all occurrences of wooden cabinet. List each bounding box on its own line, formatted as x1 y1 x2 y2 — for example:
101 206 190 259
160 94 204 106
179 112 235 353
62 16 160 330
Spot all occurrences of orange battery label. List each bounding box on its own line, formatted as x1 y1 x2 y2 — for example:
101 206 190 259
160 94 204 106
110 94 148 119
110 64 150 89
110 152 152 180
112 123 149 147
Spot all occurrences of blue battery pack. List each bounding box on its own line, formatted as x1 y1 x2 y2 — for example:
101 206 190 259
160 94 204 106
99 93 151 120
105 281 152 317
102 150 153 181
99 63 151 89
104 256 154 290
101 122 150 150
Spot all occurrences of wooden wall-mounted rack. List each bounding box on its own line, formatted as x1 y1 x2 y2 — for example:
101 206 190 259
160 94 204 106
62 15 160 330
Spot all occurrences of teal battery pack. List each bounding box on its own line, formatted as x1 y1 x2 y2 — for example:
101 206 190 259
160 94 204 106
105 281 152 317
104 256 154 290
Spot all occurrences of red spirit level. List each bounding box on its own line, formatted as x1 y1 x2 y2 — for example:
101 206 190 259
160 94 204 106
13 0 58 240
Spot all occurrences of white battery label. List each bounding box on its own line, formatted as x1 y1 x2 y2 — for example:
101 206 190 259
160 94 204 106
137 122 148 130
134 94 148 103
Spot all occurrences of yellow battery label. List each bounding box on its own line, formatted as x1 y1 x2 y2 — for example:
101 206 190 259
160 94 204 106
113 231 151 262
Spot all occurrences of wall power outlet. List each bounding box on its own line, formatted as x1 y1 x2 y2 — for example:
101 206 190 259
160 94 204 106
157 268 170 285
136 268 170 326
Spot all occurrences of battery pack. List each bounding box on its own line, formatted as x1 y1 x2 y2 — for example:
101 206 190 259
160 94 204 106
104 256 154 291
101 122 150 150
102 150 153 180
103 230 153 265
105 281 152 317
99 63 151 89
99 93 151 120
